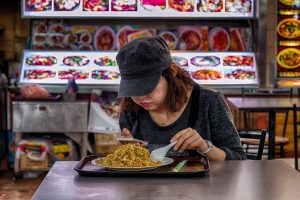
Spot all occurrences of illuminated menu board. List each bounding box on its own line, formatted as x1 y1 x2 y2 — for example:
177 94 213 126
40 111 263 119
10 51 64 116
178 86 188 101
276 0 300 83
22 0 254 18
19 50 259 86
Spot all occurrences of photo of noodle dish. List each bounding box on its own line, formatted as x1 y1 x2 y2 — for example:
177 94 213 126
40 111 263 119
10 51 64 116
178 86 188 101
91 144 174 171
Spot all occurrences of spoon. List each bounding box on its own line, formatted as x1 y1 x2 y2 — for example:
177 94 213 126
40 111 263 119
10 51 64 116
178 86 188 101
150 142 177 162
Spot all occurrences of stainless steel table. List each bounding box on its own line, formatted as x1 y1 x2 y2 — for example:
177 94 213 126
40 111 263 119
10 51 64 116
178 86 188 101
227 97 300 159
32 160 300 200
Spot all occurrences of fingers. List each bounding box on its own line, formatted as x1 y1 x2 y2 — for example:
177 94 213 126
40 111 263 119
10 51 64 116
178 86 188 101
172 128 203 152
121 128 133 138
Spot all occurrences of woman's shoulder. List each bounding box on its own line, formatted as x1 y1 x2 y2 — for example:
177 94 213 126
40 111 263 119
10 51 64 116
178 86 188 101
196 85 222 99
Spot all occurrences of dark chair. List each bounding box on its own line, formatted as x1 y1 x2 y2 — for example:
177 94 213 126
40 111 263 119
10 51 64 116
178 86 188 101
239 129 267 160
292 104 300 171
240 87 293 157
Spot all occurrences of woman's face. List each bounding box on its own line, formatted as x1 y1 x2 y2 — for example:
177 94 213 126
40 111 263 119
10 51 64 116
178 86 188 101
131 76 168 111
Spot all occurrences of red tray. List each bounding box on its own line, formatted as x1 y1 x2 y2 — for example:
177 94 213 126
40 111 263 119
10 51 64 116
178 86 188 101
74 155 210 177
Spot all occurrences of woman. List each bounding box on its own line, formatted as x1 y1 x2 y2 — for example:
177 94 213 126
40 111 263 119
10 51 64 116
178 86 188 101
116 36 246 160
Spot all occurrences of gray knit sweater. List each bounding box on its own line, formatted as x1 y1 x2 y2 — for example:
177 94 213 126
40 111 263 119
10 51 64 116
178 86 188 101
119 85 246 160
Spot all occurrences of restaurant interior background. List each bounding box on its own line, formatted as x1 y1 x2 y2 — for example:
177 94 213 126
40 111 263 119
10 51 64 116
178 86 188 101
0 0 300 198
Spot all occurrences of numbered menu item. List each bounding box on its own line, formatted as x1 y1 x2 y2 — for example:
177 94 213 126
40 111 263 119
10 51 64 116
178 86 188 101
277 48 300 69
92 70 120 80
190 56 220 66
26 55 57 66
198 0 223 12
25 0 52 11
83 0 109 11
94 56 117 66
58 69 89 80
191 69 222 80
169 0 194 12
63 56 90 66
223 56 253 66
224 69 255 80
225 0 252 13
172 56 188 67
24 69 56 79
277 18 300 39
141 0 167 11
111 0 138 11
54 0 80 11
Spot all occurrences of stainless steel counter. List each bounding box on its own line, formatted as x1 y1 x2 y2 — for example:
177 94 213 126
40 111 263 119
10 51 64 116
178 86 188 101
32 160 300 200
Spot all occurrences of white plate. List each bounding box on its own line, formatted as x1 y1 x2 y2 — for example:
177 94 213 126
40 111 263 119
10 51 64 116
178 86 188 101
91 157 174 171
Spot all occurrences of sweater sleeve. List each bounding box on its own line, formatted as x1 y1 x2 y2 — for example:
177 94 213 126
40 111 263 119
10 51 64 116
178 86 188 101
208 92 246 160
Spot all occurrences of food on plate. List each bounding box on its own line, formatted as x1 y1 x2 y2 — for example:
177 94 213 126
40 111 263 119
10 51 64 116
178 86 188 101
95 144 160 168
190 56 220 66
94 56 117 66
191 69 222 80
78 44 93 50
279 0 300 7
48 34 64 44
58 69 89 80
25 0 52 11
127 29 155 43
208 27 230 51
49 24 64 33
230 28 249 51
224 69 255 80
117 26 133 49
172 56 188 67
225 0 252 13
92 70 120 80
179 29 202 50
48 44 65 50
94 26 115 50
26 55 57 66
111 0 138 11
34 23 47 33
32 44 47 50
223 56 254 66
79 32 92 44
277 48 300 69
169 0 194 12
198 0 223 12
159 31 178 50
277 18 300 39
83 0 109 11
63 56 90 66
24 70 56 79
141 0 167 11
63 44 78 50
54 0 80 11
33 34 48 43
64 34 78 44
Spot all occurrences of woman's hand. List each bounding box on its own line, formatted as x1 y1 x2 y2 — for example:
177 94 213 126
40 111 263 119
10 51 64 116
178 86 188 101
170 128 208 152
121 128 133 138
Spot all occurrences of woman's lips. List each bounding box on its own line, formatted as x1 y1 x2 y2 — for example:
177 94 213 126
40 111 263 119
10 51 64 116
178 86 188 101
140 102 151 108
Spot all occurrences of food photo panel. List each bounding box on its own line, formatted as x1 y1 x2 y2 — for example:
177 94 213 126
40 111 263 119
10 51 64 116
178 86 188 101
25 0 52 11
83 0 109 11
111 0 138 11
54 0 81 11
140 0 167 11
197 0 223 12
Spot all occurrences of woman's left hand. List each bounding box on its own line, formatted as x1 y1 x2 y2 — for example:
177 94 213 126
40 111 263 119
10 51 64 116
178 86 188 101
170 128 208 152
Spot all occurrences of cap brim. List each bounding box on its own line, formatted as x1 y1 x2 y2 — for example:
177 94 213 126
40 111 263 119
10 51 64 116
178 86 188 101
118 73 161 97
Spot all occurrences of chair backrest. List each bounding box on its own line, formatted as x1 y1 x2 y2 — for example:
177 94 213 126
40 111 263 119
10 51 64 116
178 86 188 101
239 129 267 160
293 104 299 170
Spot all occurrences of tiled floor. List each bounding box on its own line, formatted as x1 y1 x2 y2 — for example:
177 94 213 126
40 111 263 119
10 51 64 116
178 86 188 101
0 171 45 200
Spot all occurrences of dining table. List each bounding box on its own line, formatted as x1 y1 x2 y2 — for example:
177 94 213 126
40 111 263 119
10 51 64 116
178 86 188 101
227 97 300 159
31 160 300 200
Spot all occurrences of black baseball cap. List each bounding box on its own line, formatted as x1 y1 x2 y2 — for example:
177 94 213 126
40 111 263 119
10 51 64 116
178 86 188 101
116 36 172 97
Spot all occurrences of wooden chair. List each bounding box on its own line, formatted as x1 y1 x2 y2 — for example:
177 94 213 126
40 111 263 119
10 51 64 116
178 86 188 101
239 129 267 160
292 104 300 171
240 87 292 157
